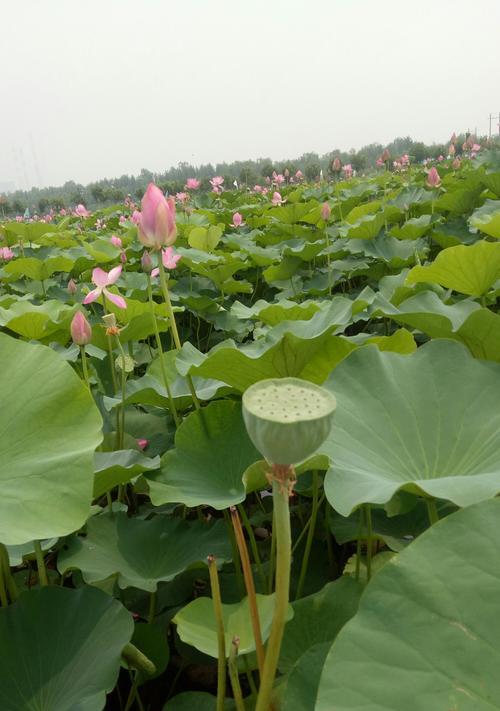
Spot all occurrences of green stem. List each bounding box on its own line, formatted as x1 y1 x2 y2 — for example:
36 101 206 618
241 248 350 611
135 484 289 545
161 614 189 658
237 503 266 591
223 509 245 596
123 673 139 711
355 508 363 582
80 345 91 390
102 296 118 395
365 504 373 582
0 544 17 602
267 508 276 595
426 498 440 526
291 494 325 556
255 468 292 711
34 540 49 587
229 638 246 711
230 507 265 677
0 555 8 607
324 499 335 577
147 276 180 426
295 471 319 600
115 336 128 450
157 256 201 411
148 591 156 624
208 556 227 711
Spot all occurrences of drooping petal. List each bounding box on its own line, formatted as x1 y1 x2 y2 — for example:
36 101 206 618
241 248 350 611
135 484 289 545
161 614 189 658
151 268 160 278
107 265 123 285
83 287 102 304
91 268 110 287
104 289 127 309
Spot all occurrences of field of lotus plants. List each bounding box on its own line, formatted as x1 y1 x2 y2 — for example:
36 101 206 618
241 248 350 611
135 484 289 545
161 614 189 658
2 142 500 711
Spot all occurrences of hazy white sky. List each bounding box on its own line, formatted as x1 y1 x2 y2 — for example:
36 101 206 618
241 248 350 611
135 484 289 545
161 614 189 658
1 0 499 190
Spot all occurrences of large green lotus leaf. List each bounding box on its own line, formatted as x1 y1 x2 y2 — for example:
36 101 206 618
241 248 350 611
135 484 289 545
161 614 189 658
322 339 500 516
173 593 293 658
146 400 260 509
279 578 362 674
434 186 481 214
406 240 500 296
390 214 433 240
58 513 231 592
345 234 427 266
230 298 323 325
93 450 161 498
0 299 76 342
282 643 331 711
2 221 61 242
317 498 500 711
0 586 133 711
176 301 354 391
469 198 500 238
339 212 385 240
0 334 103 545
4 255 74 281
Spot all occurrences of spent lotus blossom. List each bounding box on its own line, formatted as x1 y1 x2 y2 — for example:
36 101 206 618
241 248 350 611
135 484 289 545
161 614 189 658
0 247 14 261
151 246 182 277
70 311 92 346
74 204 90 217
426 166 441 188
83 266 126 309
271 191 285 206
185 178 200 190
136 183 177 249
232 212 245 228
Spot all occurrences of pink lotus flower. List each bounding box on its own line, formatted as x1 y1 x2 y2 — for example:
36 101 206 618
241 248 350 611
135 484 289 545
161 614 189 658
376 158 384 167
119 215 127 225
67 278 77 295
448 144 456 156
131 210 141 225
452 157 461 170
271 191 285 206
137 438 149 450
295 170 304 180
176 192 189 203
0 247 14 261
136 183 177 249
342 164 353 179
70 311 92 345
111 235 123 248
74 204 90 217
210 176 224 194
232 212 245 227
60 208 67 216
253 185 263 193
381 149 390 162
185 178 200 190
272 171 285 186
151 246 182 277
472 143 481 152
15 215 23 222
83 266 126 309
437 155 444 162
401 154 410 166
426 166 441 188
321 202 331 221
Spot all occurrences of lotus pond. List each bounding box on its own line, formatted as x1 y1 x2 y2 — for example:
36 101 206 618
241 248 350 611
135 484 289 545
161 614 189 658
2 150 500 710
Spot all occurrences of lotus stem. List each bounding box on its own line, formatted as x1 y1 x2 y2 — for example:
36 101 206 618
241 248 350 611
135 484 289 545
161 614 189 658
229 637 246 711
426 498 440 526
0 553 8 607
34 540 49 587
230 506 265 677
296 470 320 600
237 503 266 591
365 504 373 582
115 336 128 450
208 555 227 711
255 465 293 711
146 275 180 426
79 345 91 391
148 591 156 624
0 545 17 602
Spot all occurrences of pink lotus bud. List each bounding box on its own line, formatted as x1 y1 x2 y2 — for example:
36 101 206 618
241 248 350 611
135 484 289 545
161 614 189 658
381 148 390 162
452 157 461 170
332 158 342 172
271 191 284 206
60 208 67 216
131 210 141 225
136 183 177 249
437 155 444 162
295 170 303 179
120 251 127 264
284 168 290 178
426 166 441 188
111 235 122 248
448 143 456 156
232 212 244 227
119 215 126 225
376 158 384 167
141 251 153 273
67 278 77 295
450 132 457 144
321 202 331 221
137 438 149 450
0 247 14 261
253 185 263 193
71 311 92 345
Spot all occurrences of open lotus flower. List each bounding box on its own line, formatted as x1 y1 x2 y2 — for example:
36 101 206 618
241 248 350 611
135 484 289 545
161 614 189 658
0 247 14 261
83 266 126 308
376 157 384 167
74 204 90 217
232 212 245 227
151 246 181 277
176 192 189 203
185 178 200 190
343 164 353 179
136 183 177 249
209 176 224 193
271 191 285 206
426 166 441 188
295 169 304 179
70 311 92 345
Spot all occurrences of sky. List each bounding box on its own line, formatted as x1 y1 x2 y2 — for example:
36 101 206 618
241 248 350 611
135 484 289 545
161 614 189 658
1 0 500 191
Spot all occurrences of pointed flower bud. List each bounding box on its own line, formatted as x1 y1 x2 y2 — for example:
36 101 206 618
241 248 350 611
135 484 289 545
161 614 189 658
426 166 441 188
67 278 77 295
321 202 331 221
136 183 177 249
141 251 153 273
71 311 92 345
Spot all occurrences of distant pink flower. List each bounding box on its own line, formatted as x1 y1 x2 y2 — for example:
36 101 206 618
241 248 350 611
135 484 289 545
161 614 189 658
232 212 245 227
271 191 285 206
332 158 342 172
401 154 410 166
176 192 189 203
253 185 263 193
295 170 304 180
137 438 149 450
111 235 122 248
15 215 23 222
59 208 67 216
119 215 127 225
151 246 182 277
210 176 224 193
0 247 14 261
185 178 201 190
67 278 77 295
74 204 90 217
120 251 127 264
265 176 271 184
131 210 141 225
83 266 126 309
70 311 92 346
136 183 177 249
452 157 461 170
426 166 441 188
472 143 481 152
321 202 331 221
437 155 444 162
448 144 456 156
342 164 353 179
272 171 285 186
376 158 384 167
381 149 390 162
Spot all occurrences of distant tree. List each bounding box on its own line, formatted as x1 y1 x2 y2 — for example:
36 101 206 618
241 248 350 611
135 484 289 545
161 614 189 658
305 162 321 181
260 161 274 179
38 197 50 213
351 152 367 172
90 185 106 203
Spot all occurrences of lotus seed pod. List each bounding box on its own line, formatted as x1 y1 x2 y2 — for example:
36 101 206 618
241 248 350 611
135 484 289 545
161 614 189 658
242 377 336 465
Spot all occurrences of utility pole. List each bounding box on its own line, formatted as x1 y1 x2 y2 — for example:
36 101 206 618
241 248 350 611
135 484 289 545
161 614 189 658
488 113 500 138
